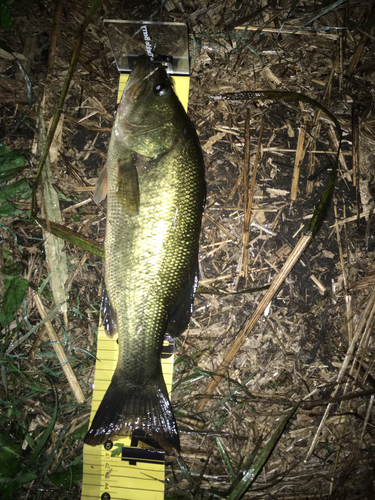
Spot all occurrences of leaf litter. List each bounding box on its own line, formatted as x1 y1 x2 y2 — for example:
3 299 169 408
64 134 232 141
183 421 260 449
0 0 374 498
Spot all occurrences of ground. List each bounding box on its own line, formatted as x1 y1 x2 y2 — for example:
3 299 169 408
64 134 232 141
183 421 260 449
0 0 375 498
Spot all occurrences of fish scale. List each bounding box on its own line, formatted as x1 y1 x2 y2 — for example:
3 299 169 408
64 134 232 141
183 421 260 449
84 55 205 453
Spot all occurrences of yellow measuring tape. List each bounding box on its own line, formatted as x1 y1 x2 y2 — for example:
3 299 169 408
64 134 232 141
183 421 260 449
82 72 190 500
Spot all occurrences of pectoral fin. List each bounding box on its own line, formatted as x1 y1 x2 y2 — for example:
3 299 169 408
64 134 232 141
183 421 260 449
117 157 140 214
93 164 108 204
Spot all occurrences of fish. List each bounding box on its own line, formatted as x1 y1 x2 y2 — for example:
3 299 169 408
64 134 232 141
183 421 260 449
84 55 205 453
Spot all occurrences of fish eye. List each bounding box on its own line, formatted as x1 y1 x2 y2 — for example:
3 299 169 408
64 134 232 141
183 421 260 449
154 83 169 96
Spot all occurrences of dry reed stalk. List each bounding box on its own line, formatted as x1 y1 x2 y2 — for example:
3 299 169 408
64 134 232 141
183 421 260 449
352 105 359 187
334 203 352 342
305 60 337 195
203 213 237 242
290 119 306 201
34 294 86 404
351 299 375 389
329 207 373 227
351 105 361 228
306 137 318 195
304 57 336 154
338 28 344 91
242 115 265 286
235 26 339 40
241 108 250 283
328 124 351 181
359 394 375 448
330 294 375 493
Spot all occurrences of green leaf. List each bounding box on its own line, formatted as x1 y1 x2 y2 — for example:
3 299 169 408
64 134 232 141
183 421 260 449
6 299 66 354
0 434 22 498
110 443 123 457
14 471 38 484
0 382 58 499
0 179 31 202
0 3 15 29
0 202 23 217
36 217 105 259
0 276 29 328
49 462 83 489
23 380 58 473
0 143 8 156
2 260 22 276
57 192 73 202
226 403 300 499
216 437 236 479
176 455 195 488
0 149 26 182
0 442 22 476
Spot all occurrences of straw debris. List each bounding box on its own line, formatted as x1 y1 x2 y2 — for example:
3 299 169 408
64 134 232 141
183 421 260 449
1 0 375 498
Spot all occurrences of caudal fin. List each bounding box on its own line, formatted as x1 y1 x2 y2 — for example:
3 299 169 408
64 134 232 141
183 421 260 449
84 368 180 454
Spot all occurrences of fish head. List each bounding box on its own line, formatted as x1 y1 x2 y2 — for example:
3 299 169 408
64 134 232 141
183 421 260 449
115 55 186 157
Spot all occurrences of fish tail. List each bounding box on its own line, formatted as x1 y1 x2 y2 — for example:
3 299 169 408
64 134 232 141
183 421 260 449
84 368 180 454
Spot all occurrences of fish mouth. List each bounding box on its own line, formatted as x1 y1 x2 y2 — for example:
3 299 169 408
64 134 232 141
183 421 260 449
115 57 164 139
124 55 160 103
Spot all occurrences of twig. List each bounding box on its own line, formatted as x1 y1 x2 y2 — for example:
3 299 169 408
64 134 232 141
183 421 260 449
65 252 88 294
28 325 47 360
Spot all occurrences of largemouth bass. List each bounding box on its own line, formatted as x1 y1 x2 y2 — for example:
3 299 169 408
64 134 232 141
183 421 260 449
84 55 205 453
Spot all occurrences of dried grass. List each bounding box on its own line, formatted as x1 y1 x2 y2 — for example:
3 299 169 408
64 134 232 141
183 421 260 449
1 0 375 498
